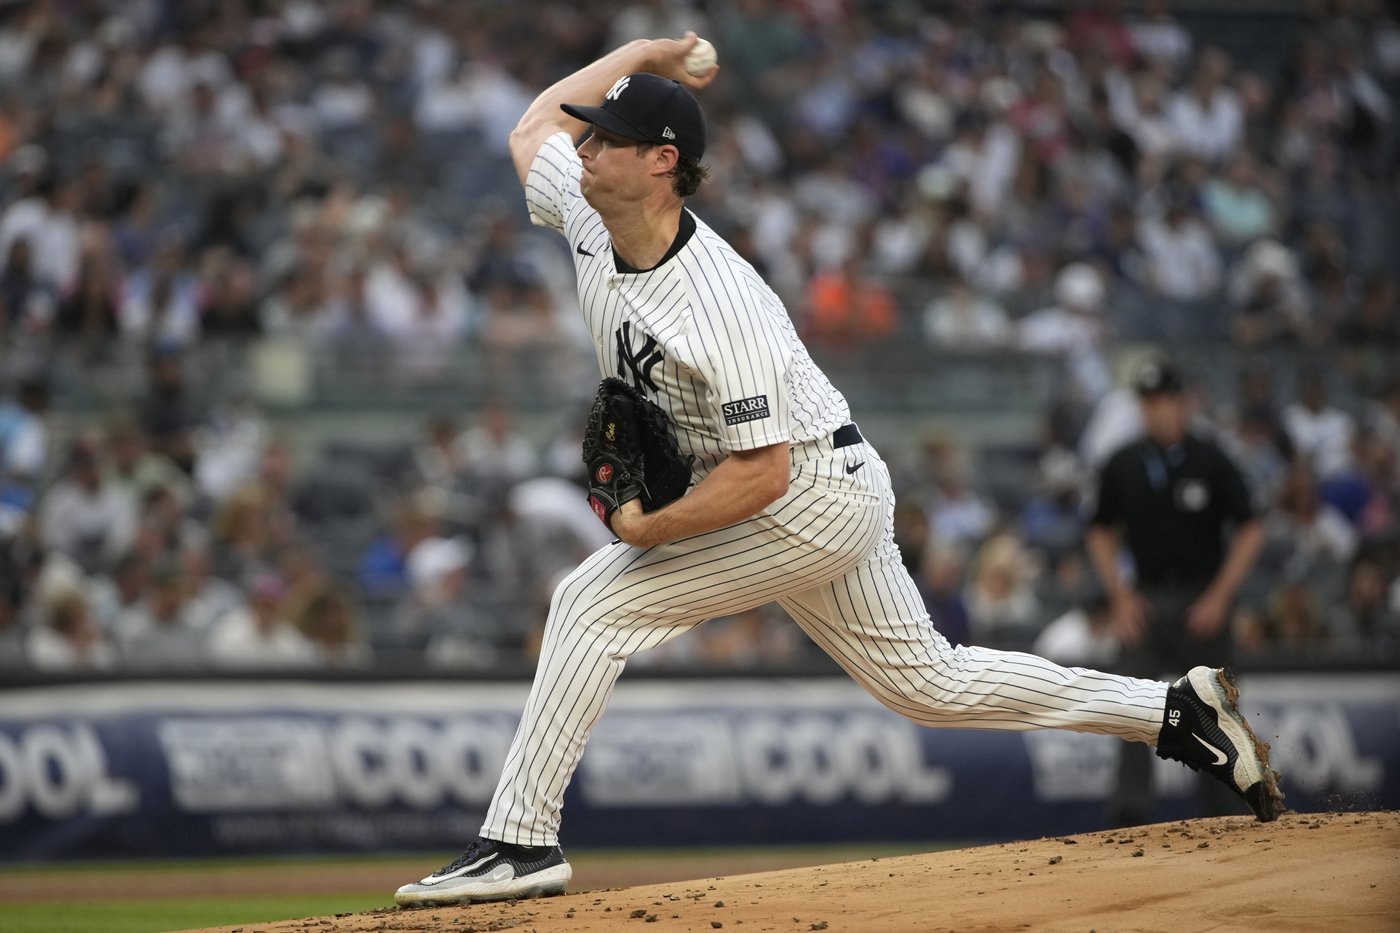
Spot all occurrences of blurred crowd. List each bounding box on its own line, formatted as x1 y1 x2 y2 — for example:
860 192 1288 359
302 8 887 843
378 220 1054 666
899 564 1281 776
0 0 1398 675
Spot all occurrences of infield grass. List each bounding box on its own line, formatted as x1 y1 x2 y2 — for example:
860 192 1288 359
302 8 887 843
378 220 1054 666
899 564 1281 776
6 894 390 933
1 843 965 933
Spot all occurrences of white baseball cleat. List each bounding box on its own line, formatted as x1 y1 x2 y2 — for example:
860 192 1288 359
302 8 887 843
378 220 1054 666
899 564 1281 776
394 837 572 907
1156 666 1285 822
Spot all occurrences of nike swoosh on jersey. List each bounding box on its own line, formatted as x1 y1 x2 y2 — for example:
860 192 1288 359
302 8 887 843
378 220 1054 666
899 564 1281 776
845 461 865 474
423 853 501 884
1192 733 1229 766
576 244 595 257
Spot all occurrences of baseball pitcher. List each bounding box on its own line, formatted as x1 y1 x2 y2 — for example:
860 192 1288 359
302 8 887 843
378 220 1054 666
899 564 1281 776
394 34 1283 908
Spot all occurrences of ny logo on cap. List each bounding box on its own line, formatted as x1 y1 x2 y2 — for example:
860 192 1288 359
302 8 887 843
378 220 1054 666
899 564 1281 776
605 76 630 100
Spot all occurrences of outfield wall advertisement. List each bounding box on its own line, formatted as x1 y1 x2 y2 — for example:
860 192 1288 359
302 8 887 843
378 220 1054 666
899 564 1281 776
0 675 1395 861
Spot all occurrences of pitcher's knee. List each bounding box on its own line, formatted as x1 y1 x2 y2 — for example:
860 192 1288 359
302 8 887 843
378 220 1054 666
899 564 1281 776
540 571 643 650
859 652 974 718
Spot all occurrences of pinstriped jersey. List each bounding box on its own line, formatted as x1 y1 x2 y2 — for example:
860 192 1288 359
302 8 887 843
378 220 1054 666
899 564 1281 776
526 132 849 477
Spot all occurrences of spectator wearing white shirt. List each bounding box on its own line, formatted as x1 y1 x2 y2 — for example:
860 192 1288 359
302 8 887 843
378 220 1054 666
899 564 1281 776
1017 262 1114 401
0 172 81 297
27 590 117 672
1167 48 1243 161
1284 371 1356 480
608 1 712 50
1263 464 1359 583
290 583 372 668
407 11 455 90
1033 594 1119 668
416 58 486 134
103 414 191 509
1078 384 1145 471
0 5 42 83
1227 238 1312 346
1110 75 1178 160
312 264 387 375
112 561 207 669
456 401 539 490
412 414 470 497
119 239 203 349
181 544 246 632
415 59 533 156
941 200 1027 296
745 182 803 294
86 550 149 635
38 437 137 575
232 85 287 170
390 269 471 383
398 536 497 667
1128 0 1193 74
1137 199 1222 301
964 531 1042 643
310 50 375 131
506 476 616 577
137 39 199 114
0 151 51 265
938 109 1022 221
32 177 81 295
406 537 473 612
163 81 243 175
365 240 422 337
1222 405 1294 512
923 276 1012 349
259 262 332 338
870 200 934 276
208 573 313 669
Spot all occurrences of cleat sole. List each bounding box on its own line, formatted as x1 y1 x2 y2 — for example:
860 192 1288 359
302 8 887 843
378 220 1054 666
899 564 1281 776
1212 668 1286 822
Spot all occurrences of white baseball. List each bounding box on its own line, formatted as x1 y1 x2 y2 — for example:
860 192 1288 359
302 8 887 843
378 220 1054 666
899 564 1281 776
684 37 717 76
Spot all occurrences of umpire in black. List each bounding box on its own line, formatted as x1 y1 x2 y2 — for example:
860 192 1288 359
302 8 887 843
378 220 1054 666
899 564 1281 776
1086 357 1264 826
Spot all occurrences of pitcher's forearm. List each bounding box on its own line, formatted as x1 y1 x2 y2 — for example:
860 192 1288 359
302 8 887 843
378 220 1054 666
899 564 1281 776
612 443 790 548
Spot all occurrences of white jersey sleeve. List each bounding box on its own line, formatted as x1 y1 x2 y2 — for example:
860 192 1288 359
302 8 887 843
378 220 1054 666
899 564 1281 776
524 132 586 237
685 241 795 451
672 222 849 455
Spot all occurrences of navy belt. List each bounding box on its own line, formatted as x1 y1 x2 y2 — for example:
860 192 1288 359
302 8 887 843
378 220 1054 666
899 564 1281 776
833 423 863 448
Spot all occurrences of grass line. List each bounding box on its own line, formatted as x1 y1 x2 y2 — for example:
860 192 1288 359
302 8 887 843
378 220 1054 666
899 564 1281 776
7 894 390 933
0 852 448 878
2 843 975 933
3 841 968 881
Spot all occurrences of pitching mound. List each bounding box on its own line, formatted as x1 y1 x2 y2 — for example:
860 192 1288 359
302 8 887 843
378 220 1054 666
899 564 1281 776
191 811 1398 933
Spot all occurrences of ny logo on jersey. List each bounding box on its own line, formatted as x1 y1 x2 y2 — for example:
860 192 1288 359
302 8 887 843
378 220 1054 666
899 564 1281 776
605 76 630 101
615 322 662 393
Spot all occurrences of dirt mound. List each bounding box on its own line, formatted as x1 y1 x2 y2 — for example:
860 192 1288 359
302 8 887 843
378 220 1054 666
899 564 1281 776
189 811 1398 933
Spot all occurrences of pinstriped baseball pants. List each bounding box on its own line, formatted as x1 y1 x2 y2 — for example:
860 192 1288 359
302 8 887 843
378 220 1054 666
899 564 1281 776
482 435 1169 846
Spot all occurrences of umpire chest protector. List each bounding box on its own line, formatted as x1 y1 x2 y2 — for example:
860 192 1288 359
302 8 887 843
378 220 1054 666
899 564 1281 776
1091 433 1255 587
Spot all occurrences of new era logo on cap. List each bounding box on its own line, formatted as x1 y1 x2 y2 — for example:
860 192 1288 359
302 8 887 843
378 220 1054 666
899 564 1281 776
562 73 706 160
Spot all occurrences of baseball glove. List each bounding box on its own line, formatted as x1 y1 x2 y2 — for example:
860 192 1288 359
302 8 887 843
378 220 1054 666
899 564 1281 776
582 377 693 529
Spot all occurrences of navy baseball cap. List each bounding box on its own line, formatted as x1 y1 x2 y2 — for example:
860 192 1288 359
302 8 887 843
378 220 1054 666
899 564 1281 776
1133 358 1185 396
562 73 706 161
